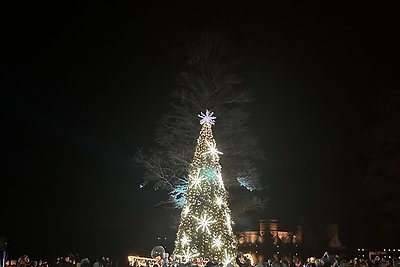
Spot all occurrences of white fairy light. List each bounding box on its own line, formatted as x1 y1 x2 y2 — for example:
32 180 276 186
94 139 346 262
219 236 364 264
183 206 190 216
216 196 223 207
203 141 223 160
189 169 206 189
225 211 232 234
223 249 234 267
212 236 223 249
198 110 217 125
193 213 216 234
216 171 225 188
181 234 190 246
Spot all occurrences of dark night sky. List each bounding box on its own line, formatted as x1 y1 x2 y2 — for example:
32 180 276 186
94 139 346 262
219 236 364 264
1 1 399 260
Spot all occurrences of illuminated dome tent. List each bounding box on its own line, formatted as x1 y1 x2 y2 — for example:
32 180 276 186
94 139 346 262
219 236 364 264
173 110 238 266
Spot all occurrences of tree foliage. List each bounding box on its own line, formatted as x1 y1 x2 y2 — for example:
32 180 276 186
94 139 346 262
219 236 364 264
134 32 267 218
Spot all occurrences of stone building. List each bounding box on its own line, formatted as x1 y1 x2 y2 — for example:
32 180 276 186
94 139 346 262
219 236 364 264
237 219 342 263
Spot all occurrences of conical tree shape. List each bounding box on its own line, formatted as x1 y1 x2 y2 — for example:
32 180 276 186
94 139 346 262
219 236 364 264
173 110 237 266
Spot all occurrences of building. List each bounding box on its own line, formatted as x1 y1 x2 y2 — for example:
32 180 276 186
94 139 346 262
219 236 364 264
237 219 342 263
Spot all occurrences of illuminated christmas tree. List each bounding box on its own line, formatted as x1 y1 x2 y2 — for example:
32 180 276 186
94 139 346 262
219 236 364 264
173 110 237 266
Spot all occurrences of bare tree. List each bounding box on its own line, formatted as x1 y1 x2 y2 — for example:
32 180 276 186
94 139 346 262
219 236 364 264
134 32 267 219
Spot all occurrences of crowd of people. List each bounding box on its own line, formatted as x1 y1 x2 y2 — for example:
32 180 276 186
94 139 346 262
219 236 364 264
3 251 399 267
4 254 113 267
5 255 49 267
249 252 399 267
127 251 399 267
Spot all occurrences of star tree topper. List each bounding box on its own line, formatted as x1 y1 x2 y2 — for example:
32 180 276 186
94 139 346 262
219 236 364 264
198 110 217 125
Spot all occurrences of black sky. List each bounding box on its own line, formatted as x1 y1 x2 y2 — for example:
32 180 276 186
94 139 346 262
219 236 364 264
1 1 399 260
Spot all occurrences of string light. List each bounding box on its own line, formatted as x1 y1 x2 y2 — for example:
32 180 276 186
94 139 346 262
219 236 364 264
225 211 233 234
216 196 223 207
183 206 190 216
216 171 225 188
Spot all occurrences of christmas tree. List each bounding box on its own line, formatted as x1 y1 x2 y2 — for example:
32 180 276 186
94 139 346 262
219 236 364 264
173 110 237 266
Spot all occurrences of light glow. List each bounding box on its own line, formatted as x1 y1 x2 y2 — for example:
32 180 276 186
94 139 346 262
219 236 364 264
223 249 235 267
183 206 190 216
182 247 200 263
225 211 232 234
189 169 206 189
181 234 190 246
203 141 223 160
216 196 223 207
216 171 225 188
198 110 217 125
194 213 216 234
213 236 223 249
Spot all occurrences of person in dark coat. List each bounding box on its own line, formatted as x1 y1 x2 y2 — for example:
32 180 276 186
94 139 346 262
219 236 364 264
80 258 90 267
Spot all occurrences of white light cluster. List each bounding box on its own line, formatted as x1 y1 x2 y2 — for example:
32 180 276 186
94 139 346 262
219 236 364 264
183 206 190 216
212 236 223 249
182 247 199 263
190 169 206 189
203 141 223 160
181 234 190 246
194 213 216 234
225 211 232 234
198 110 217 125
215 196 223 207
223 249 235 267
216 171 225 188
